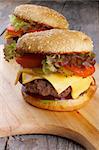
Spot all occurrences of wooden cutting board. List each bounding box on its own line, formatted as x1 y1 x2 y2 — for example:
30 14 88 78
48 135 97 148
0 45 99 150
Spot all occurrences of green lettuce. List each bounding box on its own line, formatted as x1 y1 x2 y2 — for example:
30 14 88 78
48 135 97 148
4 41 16 61
88 52 96 58
42 55 57 74
41 100 55 103
42 53 96 75
9 15 30 31
42 55 75 76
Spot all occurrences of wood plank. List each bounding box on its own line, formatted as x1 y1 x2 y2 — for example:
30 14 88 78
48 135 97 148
3 135 84 150
0 137 8 149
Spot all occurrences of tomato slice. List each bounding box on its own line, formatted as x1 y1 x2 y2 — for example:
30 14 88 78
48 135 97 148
16 54 44 68
7 25 44 37
64 65 95 77
7 25 22 36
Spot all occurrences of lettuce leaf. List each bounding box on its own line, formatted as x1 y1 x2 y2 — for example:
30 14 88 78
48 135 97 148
88 52 96 58
42 53 96 75
9 15 30 31
4 41 16 61
42 55 74 76
42 55 57 74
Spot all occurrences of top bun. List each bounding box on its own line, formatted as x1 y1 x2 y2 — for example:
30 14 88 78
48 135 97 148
14 4 69 29
16 29 93 54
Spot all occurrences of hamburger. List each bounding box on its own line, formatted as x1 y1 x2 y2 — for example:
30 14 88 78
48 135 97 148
3 4 68 61
15 29 96 111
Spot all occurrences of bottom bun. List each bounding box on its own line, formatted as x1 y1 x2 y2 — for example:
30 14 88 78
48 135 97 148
22 84 96 111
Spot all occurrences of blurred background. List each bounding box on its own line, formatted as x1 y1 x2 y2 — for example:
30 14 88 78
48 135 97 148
0 0 99 62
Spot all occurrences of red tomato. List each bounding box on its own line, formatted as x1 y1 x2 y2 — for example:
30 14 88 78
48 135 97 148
16 54 44 68
7 26 44 37
7 25 22 36
64 65 95 77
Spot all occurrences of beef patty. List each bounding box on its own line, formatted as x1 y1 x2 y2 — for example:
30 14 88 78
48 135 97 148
61 53 96 66
44 53 96 71
23 79 71 100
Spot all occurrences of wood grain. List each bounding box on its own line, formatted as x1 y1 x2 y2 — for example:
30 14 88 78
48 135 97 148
0 1 99 150
4 135 84 150
0 45 99 150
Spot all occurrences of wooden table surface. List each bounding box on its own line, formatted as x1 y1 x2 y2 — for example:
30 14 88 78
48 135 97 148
0 0 99 149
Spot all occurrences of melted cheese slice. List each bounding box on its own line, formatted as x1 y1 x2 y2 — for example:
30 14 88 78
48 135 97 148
43 74 93 99
15 69 93 99
22 73 41 84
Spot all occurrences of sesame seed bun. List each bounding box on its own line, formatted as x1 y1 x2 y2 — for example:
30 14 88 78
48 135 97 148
17 29 93 54
22 82 96 111
14 4 69 29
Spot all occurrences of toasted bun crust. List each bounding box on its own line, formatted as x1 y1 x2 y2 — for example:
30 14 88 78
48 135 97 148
17 29 93 54
14 4 69 29
22 83 96 111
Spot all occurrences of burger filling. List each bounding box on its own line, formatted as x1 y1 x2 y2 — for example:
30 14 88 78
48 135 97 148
15 68 94 100
42 53 96 77
4 15 53 61
23 79 72 100
15 49 95 100
15 52 96 77
13 48 95 101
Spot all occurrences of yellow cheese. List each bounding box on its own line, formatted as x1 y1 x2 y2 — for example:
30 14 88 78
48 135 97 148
43 74 93 99
65 76 92 99
15 69 93 99
22 73 41 84
43 73 70 94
